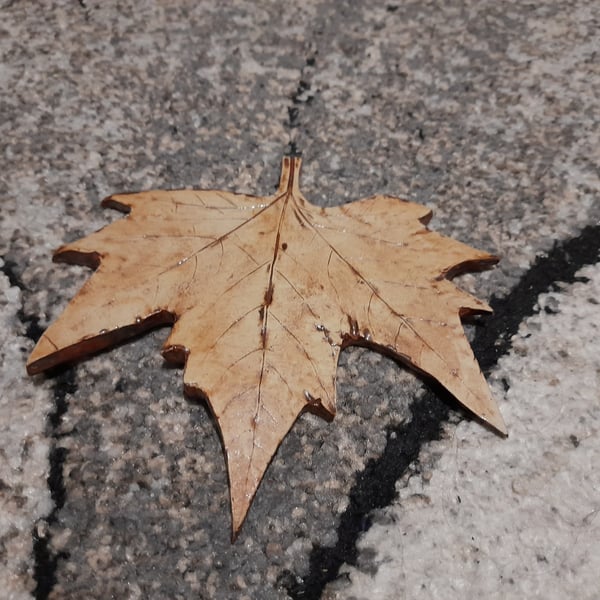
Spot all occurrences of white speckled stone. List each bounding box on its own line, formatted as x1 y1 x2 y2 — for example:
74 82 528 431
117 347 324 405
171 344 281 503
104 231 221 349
337 264 600 600
0 263 53 599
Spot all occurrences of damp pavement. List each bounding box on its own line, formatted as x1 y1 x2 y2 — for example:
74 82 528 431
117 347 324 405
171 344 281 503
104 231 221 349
1 2 599 599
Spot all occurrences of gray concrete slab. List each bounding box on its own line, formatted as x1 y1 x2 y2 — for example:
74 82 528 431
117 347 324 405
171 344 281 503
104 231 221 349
1 1 599 598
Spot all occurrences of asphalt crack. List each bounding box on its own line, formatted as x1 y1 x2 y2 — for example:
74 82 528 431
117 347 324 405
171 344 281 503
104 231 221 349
32 368 76 600
284 51 317 158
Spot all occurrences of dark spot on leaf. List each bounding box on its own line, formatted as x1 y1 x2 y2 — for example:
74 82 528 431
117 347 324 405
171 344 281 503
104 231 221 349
264 284 274 307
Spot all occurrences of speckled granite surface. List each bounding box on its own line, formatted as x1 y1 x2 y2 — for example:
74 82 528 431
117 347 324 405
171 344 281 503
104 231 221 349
1 1 599 599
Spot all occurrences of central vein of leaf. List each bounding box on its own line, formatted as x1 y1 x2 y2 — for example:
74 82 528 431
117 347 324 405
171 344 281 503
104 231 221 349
247 180 296 485
258 162 297 350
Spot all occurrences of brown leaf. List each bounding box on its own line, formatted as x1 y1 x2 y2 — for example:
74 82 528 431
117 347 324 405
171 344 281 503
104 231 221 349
27 157 505 536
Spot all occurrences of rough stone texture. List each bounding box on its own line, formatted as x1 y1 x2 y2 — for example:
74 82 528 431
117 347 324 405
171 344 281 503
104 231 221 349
338 264 600 600
0 262 53 599
1 1 598 599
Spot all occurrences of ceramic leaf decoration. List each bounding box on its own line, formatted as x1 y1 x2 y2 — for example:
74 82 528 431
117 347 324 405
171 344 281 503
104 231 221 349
27 157 505 535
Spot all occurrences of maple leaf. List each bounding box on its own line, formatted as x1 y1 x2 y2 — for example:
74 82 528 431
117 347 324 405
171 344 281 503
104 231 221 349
27 157 505 535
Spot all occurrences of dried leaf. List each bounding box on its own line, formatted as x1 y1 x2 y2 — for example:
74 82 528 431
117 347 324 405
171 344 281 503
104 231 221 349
27 157 505 535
